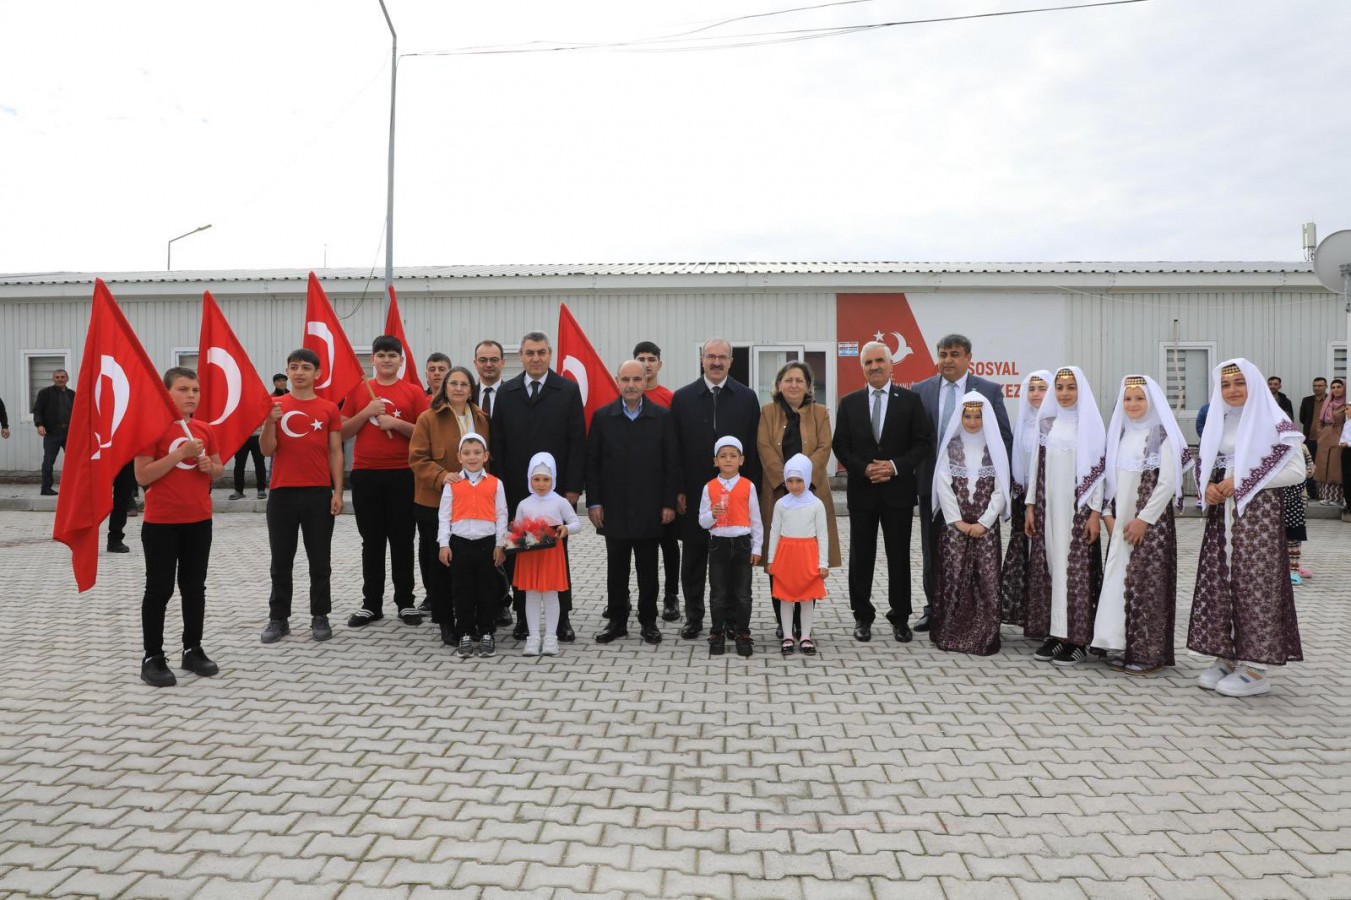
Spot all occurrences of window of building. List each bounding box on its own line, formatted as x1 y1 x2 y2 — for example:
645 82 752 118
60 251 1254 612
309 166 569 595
1158 343 1214 413
23 351 71 421
174 347 200 373
1330 342 1346 382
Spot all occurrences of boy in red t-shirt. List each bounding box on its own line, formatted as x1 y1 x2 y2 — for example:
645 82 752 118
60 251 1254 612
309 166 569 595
259 349 345 644
634 340 680 623
133 367 224 687
339 335 430 629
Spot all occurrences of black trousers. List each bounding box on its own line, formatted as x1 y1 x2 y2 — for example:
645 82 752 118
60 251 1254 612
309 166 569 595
605 536 659 629
267 487 334 620
707 533 753 635
510 540 572 633
414 503 452 628
680 527 710 627
141 519 212 657
659 522 680 601
451 535 499 639
917 495 943 616
848 505 914 625
350 468 416 613
41 430 67 491
233 435 267 493
108 463 137 544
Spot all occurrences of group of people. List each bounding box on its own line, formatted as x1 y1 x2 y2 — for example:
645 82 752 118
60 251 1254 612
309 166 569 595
98 326 1306 700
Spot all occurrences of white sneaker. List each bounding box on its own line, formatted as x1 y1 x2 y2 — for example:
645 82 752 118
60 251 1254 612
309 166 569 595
1216 668 1270 697
523 636 541 657
542 636 560 656
1197 660 1234 690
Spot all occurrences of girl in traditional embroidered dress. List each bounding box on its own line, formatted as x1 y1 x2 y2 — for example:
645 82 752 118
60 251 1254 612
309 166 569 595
511 452 584 657
1092 375 1183 675
1188 358 1304 697
931 393 1008 656
765 454 830 656
998 369 1051 632
1024 366 1105 667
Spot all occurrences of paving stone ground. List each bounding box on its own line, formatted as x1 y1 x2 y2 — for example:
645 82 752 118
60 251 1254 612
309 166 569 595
0 506 1349 899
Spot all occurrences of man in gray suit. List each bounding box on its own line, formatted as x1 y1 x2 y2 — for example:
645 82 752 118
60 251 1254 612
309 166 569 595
912 334 1013 631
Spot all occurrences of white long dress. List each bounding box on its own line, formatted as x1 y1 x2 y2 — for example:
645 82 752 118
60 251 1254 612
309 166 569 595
1092 429 1178 652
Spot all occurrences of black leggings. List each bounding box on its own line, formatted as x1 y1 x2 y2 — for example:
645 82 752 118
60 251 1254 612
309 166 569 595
141 520 212 657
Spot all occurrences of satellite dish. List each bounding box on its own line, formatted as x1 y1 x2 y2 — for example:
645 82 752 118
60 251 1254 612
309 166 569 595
1313 229 1351 294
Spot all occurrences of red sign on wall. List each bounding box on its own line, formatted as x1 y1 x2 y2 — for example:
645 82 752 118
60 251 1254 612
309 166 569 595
835 293 936 396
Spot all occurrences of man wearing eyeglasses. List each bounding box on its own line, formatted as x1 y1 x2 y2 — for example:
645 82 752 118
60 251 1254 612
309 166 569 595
669 338 761 640
472 340 505 417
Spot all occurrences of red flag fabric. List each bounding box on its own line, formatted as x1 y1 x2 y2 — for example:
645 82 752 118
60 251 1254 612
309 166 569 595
556 303 619 429
303 272 366 404
383 285 423 391
53 280 180 592
198 291 274 462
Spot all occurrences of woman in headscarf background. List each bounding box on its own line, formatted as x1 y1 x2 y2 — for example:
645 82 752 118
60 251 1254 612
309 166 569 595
765 453 831 655
1188 358 1304 698
931 392 1008 656
1024 366 1105 667
998 369 1051 634
1311 377 1345 506
757 361 840 639
1091 375 1184 675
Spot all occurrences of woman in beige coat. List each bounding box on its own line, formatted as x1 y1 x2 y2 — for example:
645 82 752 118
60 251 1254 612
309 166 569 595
758 361 841 638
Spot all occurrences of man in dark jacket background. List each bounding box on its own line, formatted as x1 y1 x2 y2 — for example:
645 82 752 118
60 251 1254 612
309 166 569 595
587 360 678 644
33 369 74 496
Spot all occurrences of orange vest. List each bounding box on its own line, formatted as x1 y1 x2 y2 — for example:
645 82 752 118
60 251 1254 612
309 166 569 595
450 474 500 522
707 477 752 528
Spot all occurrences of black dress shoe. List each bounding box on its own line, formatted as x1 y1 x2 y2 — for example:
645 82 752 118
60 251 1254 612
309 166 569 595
853 623 872 642
680 623 703 640
640 625 662 644
893 624 914 643
107 541 130 554
180 647 219 677
595 625 628 643
497 607 514 627
40 488 58 496
440 625 459 646
512 624 529 641
913 613 932 632
661 599 681 622
557 625 576 643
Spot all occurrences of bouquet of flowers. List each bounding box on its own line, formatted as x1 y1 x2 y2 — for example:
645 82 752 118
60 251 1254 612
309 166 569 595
503 515 559 556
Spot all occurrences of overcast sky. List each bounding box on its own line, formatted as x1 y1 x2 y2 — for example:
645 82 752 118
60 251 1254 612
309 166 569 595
2 0 1347 274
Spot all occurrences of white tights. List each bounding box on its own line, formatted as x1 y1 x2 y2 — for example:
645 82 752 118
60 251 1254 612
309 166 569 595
526 590 560 639
779 600 814 640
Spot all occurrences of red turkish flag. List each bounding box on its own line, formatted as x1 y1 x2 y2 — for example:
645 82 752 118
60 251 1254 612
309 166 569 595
303 272 366 404
198 291 273 462
53 280 180 592
383 285 423 391
556 303 619 430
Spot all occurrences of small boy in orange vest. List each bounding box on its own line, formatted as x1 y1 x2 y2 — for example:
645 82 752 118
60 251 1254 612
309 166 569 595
438 433 508 658
697 436 764 657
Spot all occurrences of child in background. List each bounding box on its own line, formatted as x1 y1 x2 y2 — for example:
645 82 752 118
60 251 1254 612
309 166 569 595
438 433 508 658
511 452 583 657
765 453 829 655
698 436 764 657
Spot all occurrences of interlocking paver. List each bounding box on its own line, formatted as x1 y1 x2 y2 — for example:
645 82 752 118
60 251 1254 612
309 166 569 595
0 508 1347 898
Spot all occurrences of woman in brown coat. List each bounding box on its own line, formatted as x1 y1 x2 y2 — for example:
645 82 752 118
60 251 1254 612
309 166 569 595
1312 378 1346 505
757 361 841 638
409 366 491 643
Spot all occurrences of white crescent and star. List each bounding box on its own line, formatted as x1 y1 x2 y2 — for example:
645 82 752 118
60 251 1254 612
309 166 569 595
91 354 131 460
560 355 590 404
168 436 198 470
305 321 336 389
873 330 915 366
279 410 309 438
205 345 242 426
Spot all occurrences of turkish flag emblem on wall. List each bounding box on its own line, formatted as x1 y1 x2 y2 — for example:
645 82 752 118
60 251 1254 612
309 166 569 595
303 272 366 404
835 293 937 396
198 291 274 462
383 285 423 392
556 303 618 429
53 280 180 592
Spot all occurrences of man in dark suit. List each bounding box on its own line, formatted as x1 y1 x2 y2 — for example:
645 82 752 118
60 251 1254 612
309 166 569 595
472 340 506 418
1300 376 1327 500
490 331 587 641
669 338 761 639
1268 376 1294 419
911 334 1013 631
587 360 678 644
834 341 934 642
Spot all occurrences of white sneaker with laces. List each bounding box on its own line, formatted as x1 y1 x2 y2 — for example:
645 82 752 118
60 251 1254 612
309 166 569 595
1197 660 1235 690
1216 667 1270 697
523 636 541 657
542 635 560 656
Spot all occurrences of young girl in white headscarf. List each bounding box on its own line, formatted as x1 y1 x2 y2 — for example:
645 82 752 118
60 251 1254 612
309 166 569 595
1187 358 1304 697
998 369 1051 633
765 453 830 655
1024 366 1105 667
1092 375 1185 675
511 451 584 657
931 392 1008 656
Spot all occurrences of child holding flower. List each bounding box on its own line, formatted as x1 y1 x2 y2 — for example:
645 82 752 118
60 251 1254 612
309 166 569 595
510 451 584 656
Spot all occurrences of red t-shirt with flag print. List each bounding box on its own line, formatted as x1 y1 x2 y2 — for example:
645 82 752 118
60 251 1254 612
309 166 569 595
270 394 343 489
342 378 429 470
138 418 219 525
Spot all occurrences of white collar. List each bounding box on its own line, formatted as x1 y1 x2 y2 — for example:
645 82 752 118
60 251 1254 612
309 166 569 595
705 377 729 393
463 468 486 483
717 474 741 488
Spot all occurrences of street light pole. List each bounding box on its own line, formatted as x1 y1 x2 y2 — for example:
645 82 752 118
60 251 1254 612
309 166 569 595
166 224 213 271
378 0 397 293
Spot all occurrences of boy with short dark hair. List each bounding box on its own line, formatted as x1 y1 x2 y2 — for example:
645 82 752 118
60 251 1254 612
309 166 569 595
697 436 763 656
437 433 508 658
634 340 680 621
259 348 345 644
424 352 451 398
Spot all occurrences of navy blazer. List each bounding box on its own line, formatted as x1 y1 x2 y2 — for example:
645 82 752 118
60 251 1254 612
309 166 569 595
585 398 678 540
913 373 1013 510
669 376 761 539
833 383 934 511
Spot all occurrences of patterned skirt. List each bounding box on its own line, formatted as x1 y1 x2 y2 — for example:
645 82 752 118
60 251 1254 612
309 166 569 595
933 522 1003 656
998 493 1029 628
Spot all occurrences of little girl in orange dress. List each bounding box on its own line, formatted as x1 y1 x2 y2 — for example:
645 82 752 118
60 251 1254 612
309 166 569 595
510 452 583 657
765 454 830 655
